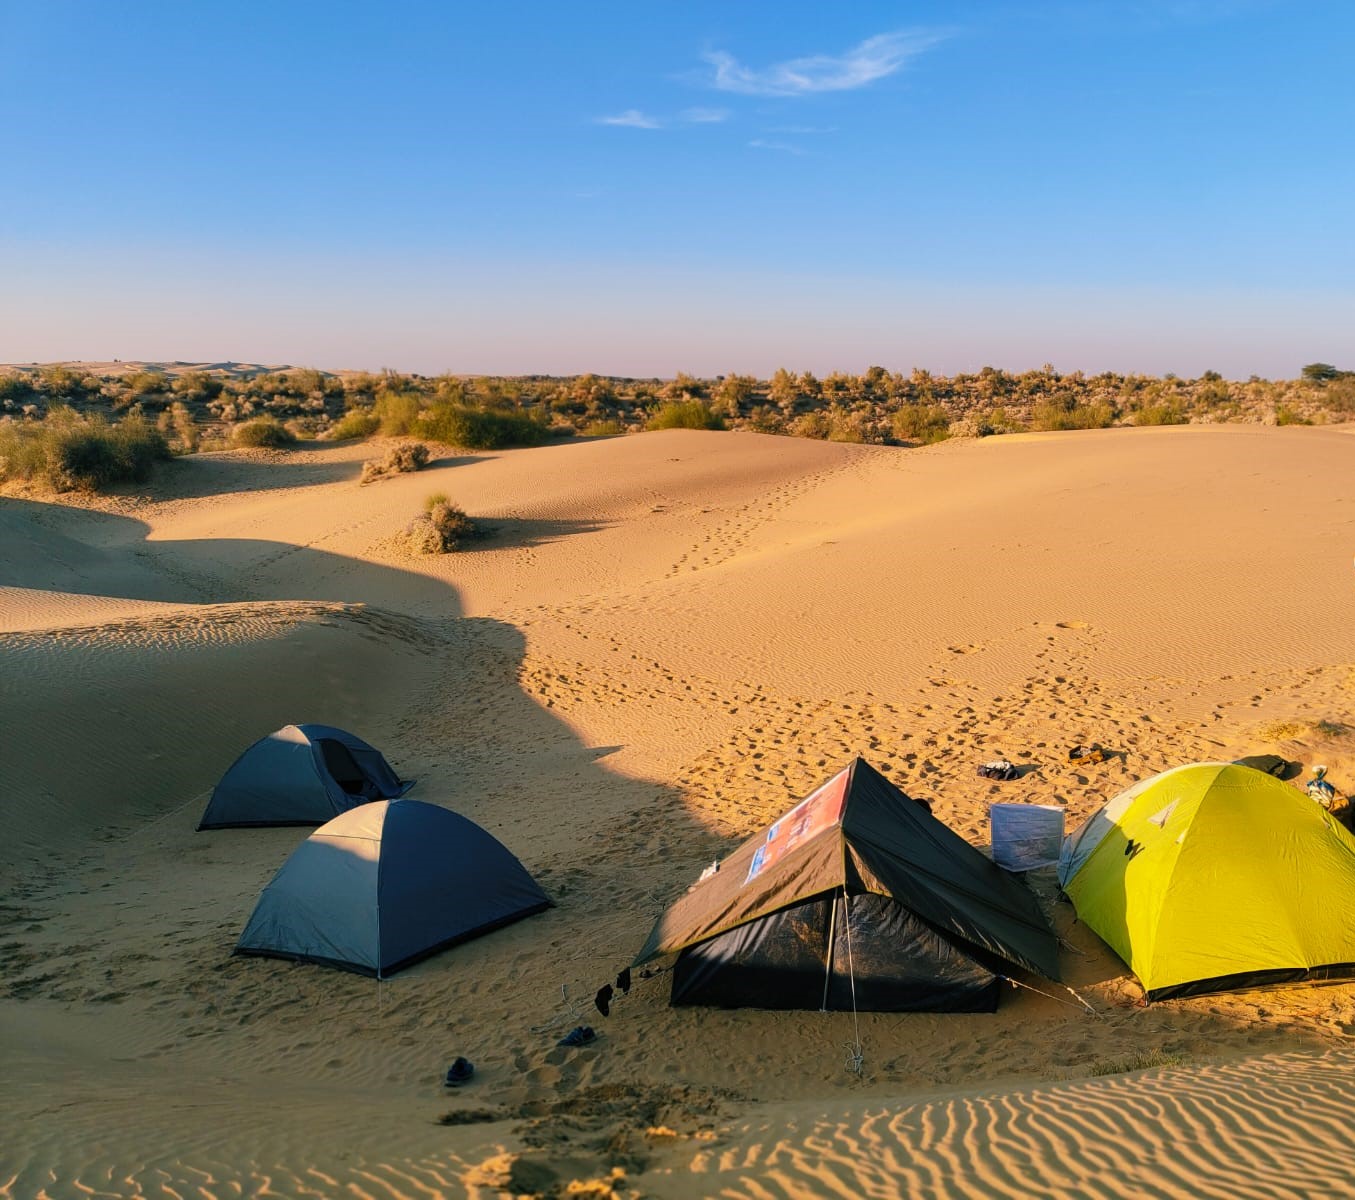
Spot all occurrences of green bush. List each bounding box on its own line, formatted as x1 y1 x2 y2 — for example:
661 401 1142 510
232 416 298 448
582 419 623 437
646 400 725 431
330 408 381 440
789 411 830 439
0 408 170 491
415 403 551 449
1133 403 1188 426
120 369 169 399
891 403 951 444
0 374 37 405
1031 397 1117 431
1275 404 1312 426
374 389 425 436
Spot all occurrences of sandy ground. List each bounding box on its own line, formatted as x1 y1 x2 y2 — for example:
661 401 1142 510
2 424 1353 1199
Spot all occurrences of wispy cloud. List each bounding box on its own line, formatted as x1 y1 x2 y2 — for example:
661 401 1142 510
748 138 806 156
702 29 945 97
680 106 731 124
767 124 838 135
597 109 662 129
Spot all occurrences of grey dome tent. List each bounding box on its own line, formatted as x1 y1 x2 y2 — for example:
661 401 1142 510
198 724 414 831
235 798 551 977
635 758 1060 1012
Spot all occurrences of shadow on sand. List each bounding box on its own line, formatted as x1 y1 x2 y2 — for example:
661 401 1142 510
0 497 602 609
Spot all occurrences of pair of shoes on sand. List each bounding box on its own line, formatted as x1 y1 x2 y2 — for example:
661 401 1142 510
557 1025 596 1047
977 760 1019 782
1068 744 1107 766
443 1056 474 1087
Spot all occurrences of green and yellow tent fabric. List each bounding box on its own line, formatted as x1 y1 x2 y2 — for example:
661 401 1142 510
1058 763 1355 1000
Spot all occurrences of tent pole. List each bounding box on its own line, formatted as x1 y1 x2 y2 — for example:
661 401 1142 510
821 890 839 1012
843 889 863 1076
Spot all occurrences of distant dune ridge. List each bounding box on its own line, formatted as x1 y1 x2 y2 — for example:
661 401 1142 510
2 424 1353 1197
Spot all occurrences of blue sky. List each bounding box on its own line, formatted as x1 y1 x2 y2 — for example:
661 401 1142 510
1 1 1351 377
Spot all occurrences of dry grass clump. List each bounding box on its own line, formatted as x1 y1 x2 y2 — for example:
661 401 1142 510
1257 717 1352 744
231 416 297 449
405 492 477 553
0 408 170 491
360 441 430 484
1089 1048 1188 1077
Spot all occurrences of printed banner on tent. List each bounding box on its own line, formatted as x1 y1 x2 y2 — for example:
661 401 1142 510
746 770 849 884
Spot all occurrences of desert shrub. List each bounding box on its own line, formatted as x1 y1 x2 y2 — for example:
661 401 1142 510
952 406 1024 438
1319 378 1355 415
37 365 99 400
416 403 551 449
232 416 297 449
360 441 430 484
157 401 200 453
172 371 223 402
661 372 706 401
582 419 623 437
1031 396 1117 431
405 493 477 552
647 400 725 431
1133 403 1188 426
373 389 425 436
0 408 170 491
0 373 37 405
745 404 785 434
892 403 951 444
120 369 169 401
330 408 381 440
946 415 986 439
1275 404 1312 426
789 411 830 439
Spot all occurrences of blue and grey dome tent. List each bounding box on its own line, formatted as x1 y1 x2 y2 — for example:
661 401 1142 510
235 799 551 977
198 723 414 830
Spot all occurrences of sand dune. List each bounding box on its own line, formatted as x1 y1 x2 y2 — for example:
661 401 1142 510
2 425 1352 1197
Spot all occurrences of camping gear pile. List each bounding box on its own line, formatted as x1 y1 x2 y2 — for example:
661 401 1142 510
204 725 550 979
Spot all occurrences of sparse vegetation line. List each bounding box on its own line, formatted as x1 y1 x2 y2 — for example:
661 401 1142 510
1 360 1350 492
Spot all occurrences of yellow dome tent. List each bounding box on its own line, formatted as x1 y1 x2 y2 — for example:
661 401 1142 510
1057 763 1355 1000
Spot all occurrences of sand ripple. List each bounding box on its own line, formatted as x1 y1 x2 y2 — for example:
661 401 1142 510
674 1047 1355 1200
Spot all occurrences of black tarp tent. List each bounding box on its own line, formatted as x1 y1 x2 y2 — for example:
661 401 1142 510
636 758 1060 1012
199 723 414 830
235 798 550 977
